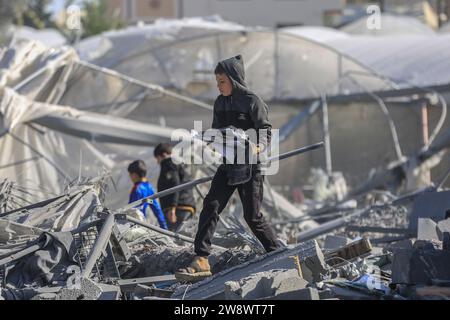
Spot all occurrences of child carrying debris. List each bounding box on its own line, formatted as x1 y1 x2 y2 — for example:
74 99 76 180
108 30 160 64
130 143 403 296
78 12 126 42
128 160 168 230
154 143 196 232
175 55 280 281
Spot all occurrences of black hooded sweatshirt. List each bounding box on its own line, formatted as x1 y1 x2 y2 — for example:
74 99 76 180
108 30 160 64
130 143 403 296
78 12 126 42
157 158 196 212
213 55 272 156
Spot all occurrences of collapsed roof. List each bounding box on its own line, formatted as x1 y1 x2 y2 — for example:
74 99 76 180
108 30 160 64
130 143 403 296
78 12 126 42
76 16 450 102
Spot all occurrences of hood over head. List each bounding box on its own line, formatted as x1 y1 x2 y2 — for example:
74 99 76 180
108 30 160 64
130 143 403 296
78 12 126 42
217 55 250 95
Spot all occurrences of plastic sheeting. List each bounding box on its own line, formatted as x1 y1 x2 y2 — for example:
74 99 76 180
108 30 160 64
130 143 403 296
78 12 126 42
77 17 450 101
325 34 450 89
0 38 313 227
340 14 435 36
76 17 389 101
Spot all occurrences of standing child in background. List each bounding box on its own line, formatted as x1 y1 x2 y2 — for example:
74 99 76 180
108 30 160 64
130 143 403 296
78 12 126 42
154 143 196 232
128 160 168 230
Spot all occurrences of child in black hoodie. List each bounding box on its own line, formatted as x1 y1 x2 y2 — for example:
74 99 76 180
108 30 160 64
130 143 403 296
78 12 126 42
175 55 280 281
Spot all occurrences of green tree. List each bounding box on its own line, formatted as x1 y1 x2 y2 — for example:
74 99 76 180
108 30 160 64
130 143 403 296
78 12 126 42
0 0 27 26
0 0 27 44
81 0 125 38
14 0 55 29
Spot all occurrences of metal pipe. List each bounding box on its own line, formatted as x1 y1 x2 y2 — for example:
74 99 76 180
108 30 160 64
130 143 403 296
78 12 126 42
123 215 226 251
119 176 214 212
119 142 324 212
0 242 44 267
297 207 371 242
13 49 74 92
81 213 116 278
321 95 332 176
77 60 213 111
279 100 320 143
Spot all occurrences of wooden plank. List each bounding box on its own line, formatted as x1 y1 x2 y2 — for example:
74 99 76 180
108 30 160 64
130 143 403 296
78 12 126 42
325 238 372 267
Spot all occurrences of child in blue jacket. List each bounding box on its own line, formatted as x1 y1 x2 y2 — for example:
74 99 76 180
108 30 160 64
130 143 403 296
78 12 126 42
128 160 168 230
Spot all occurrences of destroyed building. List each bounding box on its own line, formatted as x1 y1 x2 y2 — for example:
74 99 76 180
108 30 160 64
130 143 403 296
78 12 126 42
0 17 450 300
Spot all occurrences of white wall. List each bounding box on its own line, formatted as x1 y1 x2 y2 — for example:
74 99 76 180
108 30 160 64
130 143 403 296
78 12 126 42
181 0 343 28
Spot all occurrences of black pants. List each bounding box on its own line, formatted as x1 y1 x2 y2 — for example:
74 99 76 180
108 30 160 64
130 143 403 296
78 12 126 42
167 209 192 232
194 167 279 257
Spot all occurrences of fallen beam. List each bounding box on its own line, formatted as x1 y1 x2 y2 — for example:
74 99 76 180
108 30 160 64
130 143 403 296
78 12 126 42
118 214 227 251
346 225 415 236
0 242 43 267
297 207 372 242
116 275 177 293
81 213 116 278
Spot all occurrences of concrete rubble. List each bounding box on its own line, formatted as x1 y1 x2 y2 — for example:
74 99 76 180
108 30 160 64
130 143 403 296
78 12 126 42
1 20 450 301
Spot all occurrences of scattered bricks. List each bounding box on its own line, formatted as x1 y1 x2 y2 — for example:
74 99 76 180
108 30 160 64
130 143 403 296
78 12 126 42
323 235 352 252
408 190 450 231
417 218 440 241
325 238 372 267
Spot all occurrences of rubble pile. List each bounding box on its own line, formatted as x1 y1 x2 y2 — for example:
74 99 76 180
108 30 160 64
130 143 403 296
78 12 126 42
1 178 449 301
1 20 450 300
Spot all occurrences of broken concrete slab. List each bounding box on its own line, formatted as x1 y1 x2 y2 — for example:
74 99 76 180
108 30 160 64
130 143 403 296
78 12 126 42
273 271 309 296
260 287 320 300
224 268 307 300
97 283 121 300
417 218 440 241
323 235 352 251
408 190 450 231
224 272 272 300
383 239 414 254
413 239 442 250
391 241 450 285
300 242 328 283
437 218 450 239
172 240 326 300
318 288 334 300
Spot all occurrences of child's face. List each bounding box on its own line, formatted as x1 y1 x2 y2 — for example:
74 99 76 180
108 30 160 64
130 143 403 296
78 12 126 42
155 152 170 164
216 73 233 96
129 172 140 184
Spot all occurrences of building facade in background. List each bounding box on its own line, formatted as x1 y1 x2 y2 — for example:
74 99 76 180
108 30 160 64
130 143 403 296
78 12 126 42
107 0 180 23
107 0 342 28
106 0 450 29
